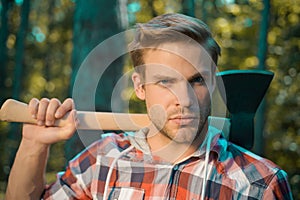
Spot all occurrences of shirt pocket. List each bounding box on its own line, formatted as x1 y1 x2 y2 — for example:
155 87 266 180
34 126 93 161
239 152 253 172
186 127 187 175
108 187 145 200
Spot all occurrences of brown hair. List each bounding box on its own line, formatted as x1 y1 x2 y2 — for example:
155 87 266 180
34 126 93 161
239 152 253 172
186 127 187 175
129 13 221 74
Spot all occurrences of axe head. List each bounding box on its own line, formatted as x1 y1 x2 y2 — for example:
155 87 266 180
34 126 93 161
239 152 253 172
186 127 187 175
216 70 274 149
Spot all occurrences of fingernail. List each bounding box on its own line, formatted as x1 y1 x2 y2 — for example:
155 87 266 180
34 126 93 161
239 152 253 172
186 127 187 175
55 111 61 118
32 114 37 119
46 120 52 126
37 120 44 126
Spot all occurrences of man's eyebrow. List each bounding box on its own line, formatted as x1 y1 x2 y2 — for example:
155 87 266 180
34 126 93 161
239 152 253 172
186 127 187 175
148 70 211 82
187 71 210 82
151 74 177 80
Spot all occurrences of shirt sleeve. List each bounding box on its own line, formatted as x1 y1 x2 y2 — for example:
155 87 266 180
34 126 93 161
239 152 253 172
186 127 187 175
42 141 99 200
263 169 294 200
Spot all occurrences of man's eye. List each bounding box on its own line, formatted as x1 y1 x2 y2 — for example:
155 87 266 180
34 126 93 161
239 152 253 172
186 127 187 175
157 79 173 87
159 80 170 84
190 76 205 85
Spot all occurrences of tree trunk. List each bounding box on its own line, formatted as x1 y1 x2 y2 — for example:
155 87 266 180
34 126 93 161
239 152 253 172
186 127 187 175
66 0 125 160
0 0 11 104
12 0 30 99
0 0 11 184
181 0 195 17
200 0 208 23
5 0 31 180
253 0 270 155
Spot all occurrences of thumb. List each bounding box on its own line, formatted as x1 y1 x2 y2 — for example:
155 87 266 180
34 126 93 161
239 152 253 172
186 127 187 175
57 109 78 140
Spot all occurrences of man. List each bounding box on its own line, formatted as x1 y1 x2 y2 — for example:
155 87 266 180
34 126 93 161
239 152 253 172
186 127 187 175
6 13 293 199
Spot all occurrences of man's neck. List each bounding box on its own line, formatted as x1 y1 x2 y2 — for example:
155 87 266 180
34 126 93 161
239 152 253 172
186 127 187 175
147 124 208 164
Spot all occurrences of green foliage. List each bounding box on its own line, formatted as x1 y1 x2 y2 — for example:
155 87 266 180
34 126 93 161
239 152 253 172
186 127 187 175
0 0 299 198
0 0 75 195
264 1 300 198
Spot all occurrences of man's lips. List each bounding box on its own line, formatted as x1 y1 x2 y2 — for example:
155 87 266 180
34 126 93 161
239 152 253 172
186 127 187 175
168 115 198 126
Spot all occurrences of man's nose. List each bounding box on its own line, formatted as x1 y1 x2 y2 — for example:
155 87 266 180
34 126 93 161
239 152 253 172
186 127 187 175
174 82 195 108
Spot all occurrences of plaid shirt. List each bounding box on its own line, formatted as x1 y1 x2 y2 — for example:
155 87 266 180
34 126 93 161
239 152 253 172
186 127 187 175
43 128 293 200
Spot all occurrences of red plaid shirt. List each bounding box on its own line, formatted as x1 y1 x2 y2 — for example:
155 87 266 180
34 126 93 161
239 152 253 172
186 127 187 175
43 128 293 199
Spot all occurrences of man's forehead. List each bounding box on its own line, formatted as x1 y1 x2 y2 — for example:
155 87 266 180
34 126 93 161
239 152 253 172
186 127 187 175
144 63 211 75
145 42 214 68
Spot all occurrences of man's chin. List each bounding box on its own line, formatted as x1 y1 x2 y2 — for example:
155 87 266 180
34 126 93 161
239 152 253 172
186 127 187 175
171 128 198 144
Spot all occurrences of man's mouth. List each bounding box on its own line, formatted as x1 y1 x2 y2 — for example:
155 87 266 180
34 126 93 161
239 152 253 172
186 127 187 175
169 115 198 126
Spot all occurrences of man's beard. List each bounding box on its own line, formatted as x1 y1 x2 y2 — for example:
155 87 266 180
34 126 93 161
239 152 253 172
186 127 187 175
150 103 211 144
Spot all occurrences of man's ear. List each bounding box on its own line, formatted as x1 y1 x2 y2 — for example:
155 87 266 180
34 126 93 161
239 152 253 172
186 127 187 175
132 72 145 100
211 73 216 93
210 64 217 93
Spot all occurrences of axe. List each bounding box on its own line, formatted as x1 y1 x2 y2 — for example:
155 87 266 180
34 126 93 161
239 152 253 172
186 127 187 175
0 99 230 135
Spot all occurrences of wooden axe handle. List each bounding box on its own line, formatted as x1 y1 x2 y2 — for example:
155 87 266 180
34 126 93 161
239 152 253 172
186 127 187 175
0 99 230 136
0 99 151 131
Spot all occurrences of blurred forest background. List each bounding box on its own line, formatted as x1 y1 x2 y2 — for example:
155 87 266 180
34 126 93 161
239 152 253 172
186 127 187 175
0 0 299 198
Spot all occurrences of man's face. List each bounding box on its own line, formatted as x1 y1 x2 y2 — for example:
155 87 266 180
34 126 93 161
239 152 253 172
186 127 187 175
133 42 215 145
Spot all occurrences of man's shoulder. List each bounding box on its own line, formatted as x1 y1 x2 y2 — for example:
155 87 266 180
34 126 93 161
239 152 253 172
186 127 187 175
220 140 285 187
86 132 132 155
100 132 132 144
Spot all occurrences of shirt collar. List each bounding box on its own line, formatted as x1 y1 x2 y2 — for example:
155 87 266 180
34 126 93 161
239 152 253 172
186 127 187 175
191 126 224 159
129 126 227 162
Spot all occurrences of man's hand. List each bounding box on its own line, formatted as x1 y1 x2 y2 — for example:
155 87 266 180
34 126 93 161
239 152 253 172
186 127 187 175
22 97 78 144
6 97 78 200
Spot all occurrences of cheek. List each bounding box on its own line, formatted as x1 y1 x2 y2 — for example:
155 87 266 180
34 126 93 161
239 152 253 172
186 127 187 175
145 86 175 105
148 104 167 129
194 88 211 105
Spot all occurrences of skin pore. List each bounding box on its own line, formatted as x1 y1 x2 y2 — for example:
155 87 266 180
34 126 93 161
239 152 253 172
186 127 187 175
132 42 215 163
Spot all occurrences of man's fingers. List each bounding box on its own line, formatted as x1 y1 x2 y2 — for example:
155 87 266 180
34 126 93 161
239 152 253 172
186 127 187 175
28 98 39 119
59 109 78 140
36 98 50 125
45 98 61 126
55 98 75 118
27 97 75 127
